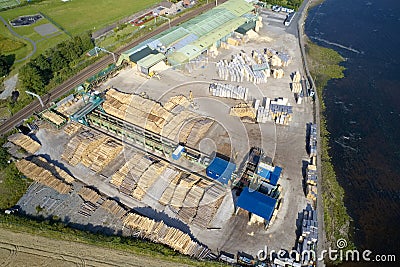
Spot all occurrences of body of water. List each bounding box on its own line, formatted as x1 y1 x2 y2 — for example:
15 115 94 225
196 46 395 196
305 0 400 264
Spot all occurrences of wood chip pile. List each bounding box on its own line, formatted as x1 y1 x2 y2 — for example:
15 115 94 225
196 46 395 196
63 122 82 136
30 156 75 184
101 199 126 219
123 212 210 258
78 187 101 204
41 110 65 126
8 133 41 154
62 130 122 172
15 158 72 194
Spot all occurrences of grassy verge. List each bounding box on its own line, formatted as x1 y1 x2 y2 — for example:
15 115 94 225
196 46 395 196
0 213 223 267
305 39 356 256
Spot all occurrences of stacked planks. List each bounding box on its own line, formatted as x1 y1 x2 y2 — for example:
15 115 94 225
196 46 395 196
101 199 126 219
30 156 75 184
8 133 41 154
192 185 226 228
78 187 101 204
123 212 210 258
15 159 72 194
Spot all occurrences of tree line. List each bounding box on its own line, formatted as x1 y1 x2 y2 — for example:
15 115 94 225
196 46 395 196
19 32 94 96
263 0 303 10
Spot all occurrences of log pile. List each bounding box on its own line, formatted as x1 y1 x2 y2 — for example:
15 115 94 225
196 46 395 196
192 185 225 228
78 187 101 203
170 175 200 209
30 156 75 184
41 110 65 126
161 110 196 140
15 159 72 194
63 122 82 136
178 182 205 223
131 160 168 200
185 119 214 147
8 133 41 154
159 173 182 205
123 212 210 258
101 199 126 219
229 103 256 119
164 95 190 111
62 130 122 172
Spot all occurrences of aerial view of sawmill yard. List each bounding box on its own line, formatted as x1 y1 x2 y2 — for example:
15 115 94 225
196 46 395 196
0 0 321 266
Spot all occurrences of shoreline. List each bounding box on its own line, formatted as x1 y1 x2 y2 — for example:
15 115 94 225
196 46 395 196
297 0 353 264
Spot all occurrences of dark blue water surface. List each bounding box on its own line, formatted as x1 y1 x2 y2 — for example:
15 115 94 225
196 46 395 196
305 0 400 262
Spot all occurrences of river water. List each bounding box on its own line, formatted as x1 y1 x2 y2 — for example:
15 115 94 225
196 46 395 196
305 0 400 264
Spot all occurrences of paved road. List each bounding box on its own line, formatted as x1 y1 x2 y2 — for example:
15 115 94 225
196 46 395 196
0 15 37 63
0 0 226 136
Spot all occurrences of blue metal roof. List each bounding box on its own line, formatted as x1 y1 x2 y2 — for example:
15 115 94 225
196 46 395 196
237 187 277 221
269 166 282 186
206 157 236 185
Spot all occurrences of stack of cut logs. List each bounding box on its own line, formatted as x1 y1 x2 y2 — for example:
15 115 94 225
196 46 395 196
8 133 41 154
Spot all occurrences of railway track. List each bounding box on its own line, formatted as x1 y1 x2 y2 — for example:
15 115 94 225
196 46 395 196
0 0 227 136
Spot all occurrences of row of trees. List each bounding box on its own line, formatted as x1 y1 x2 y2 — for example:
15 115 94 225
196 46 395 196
263 0 303 10
0 54 15 77
19 32 94 95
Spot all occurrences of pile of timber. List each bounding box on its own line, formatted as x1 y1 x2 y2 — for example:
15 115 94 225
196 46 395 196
170 175 200 209
81 138 123 172
30 156 75 184
159 173 182 205
63 122 82 136
185 119 214 147
41 110 65 126
229 103 256 119
62 130 122 172
103 89 173 134
192 185 225 228
78 201 97 217
162 110 196 140
131 160 168 200
15 159 72 194
78 187 101 204
178 181 206 223
123 212 210 258
272 69 284 79
8 133 41 154
101 199 126 219
164 95 191 111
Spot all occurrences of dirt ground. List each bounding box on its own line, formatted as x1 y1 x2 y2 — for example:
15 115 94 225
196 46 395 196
0 227 195 267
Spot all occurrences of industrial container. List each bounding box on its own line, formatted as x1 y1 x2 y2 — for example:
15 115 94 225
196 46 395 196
172 145 185 160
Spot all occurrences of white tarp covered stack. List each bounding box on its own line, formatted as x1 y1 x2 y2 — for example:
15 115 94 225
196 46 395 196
209 83 249 101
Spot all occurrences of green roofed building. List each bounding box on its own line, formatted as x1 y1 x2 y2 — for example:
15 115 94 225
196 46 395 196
117 0 256 71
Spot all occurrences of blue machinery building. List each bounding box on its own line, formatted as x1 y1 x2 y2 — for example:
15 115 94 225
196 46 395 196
206 156 236 185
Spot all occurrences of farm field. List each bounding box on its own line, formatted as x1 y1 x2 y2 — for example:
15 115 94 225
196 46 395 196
0 0 160 68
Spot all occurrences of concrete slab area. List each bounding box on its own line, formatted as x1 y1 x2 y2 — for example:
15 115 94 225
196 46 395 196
34 23 59 36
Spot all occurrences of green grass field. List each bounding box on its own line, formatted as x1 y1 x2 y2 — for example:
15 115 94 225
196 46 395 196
0 0 20 10
0 0 160 71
